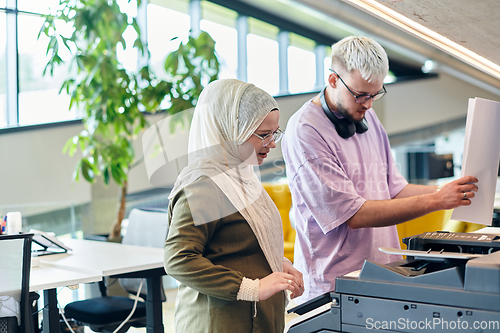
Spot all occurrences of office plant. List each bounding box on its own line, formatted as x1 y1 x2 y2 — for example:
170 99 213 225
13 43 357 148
40 0 220 240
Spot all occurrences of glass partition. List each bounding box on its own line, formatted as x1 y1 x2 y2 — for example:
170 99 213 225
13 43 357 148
0 11 6 128
0 237 24 324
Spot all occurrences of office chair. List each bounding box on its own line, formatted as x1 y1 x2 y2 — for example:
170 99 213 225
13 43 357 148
0 233 34 333
63 208 169 333
262 182 296 262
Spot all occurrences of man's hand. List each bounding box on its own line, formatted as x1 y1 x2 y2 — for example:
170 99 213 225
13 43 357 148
435 175 479 209
346 176 479 229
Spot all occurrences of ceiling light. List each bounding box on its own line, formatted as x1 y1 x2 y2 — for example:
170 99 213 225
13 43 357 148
343 0 500 80
421 60 438 74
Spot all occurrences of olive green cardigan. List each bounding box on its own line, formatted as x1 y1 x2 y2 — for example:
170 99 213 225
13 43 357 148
164 177 286 333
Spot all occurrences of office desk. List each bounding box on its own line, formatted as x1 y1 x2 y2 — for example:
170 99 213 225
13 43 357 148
30 264 103 333
40 239 164 275
30 264 102 291
31 239 166 333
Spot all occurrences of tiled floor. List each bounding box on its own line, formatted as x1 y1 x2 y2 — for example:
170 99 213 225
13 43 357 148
122 287 300 333
43 284 300 333
77 288 177 333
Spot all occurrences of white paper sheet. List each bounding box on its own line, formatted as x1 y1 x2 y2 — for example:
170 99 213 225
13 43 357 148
451 97 500 225
472 227 500 235
379 247 483 259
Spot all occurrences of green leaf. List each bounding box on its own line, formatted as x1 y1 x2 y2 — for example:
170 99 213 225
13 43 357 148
61 36 73 51
86 115 99 135
165 52 179 74
68 139 78 156
73 161 82 182
139 65 151 81
103 167 110 185
110 164 126 185
62 137 75 154
37 18 48 39
81 158 95 183
46 36 58 56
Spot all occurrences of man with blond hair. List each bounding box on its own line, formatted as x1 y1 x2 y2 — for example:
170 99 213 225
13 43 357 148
282 36 478 303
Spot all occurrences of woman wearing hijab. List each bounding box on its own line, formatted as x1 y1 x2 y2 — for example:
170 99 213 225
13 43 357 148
164 79 304 333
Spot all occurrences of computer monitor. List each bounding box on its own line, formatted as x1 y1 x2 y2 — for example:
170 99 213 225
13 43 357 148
407 152 454 181
427 153 454 179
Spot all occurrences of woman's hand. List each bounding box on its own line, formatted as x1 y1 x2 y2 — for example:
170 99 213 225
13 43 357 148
283 259 304 299
259 272 300 301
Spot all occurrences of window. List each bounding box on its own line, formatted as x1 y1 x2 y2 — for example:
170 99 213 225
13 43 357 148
201 1 237 80
384 70 397 84
3 0 348 129
247 18 279 96
324 46 332 86
16 0 59 14
117 0 140 73
17 14 78 126
288 33 316 94
0 11 6 127
147 2 190 81
17 0 59 14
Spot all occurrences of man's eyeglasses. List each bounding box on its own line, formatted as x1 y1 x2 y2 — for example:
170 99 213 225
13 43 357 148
252 128 284 147
329 69 386 104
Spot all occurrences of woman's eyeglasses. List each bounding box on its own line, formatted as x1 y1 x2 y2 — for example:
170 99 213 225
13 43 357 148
252 128 284 147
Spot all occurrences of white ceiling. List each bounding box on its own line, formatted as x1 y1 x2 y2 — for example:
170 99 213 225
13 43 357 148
376 0 500 67
247 0 500 95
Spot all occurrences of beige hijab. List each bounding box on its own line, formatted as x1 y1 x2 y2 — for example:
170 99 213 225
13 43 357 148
169 79 284 273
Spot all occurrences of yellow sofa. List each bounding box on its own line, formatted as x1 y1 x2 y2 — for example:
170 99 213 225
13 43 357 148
442 219 485 233
262 182 296 262
397 208 488 249
396 210 452 249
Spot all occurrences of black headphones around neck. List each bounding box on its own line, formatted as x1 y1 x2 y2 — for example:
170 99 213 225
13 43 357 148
319 88 368 139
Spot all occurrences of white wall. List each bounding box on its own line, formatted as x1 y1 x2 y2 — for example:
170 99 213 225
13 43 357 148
381 73 500 135
1 72 499 221
127 92 318 194
0 124 91 216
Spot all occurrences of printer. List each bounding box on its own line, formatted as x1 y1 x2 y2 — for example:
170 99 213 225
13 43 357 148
287 230 500 332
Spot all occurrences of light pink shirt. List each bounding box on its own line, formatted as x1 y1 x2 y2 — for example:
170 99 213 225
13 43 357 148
282 100 407 303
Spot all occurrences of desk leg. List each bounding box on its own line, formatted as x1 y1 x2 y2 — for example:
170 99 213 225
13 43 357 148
146 276 164 333
43 289 59 333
